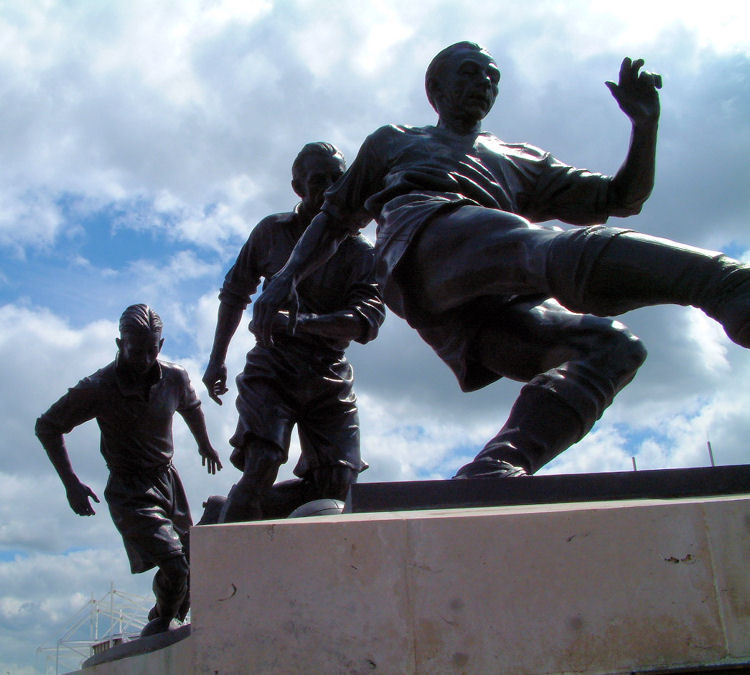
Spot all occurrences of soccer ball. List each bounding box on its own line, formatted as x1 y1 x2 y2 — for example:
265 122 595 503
287 498 345 518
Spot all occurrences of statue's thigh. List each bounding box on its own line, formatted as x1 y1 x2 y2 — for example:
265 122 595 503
412 206 559 313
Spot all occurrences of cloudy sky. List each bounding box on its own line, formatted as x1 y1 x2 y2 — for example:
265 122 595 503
1 0 750 671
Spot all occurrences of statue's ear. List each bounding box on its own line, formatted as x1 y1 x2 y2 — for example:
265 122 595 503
115 337 122 351
291 179 303 199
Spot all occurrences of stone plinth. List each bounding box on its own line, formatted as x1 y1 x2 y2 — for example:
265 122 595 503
76 627 193 674
345 464 750 512
186 495 750 675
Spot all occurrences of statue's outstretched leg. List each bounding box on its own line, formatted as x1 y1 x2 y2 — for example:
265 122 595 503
548 227 750 347
413 210 750 349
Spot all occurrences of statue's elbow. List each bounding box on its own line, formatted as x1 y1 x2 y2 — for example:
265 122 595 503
624 201 644 216
34 416 46 439
608 194 648 218
35 415 60 442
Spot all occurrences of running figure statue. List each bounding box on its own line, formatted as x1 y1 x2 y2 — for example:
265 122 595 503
36 304 221 635
202 142 384 521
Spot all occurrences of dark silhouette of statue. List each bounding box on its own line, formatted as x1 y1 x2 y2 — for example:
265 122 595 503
252 41 750 479
202 142 384 522
35 304 222 636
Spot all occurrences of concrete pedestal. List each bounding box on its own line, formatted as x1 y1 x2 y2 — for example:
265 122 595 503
191 495 750 674
73 494 750 674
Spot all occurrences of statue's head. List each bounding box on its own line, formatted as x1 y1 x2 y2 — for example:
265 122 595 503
291 142 347 213
116 304 164 375
425 42 500 125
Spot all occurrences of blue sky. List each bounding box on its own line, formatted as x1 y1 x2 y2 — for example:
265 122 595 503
2 1 750 672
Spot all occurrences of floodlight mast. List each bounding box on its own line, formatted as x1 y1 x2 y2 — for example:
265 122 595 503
36 585 152 674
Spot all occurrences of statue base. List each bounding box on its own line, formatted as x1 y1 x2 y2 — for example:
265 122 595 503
73 467 750 674
345 464 750 512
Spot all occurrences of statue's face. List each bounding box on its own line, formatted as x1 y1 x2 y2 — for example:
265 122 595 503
432 49 500 124
294 154 346 212
117 330 163 375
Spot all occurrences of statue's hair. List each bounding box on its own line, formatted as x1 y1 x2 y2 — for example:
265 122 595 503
291 142 346 182
425 41 494 111
119 304 163 336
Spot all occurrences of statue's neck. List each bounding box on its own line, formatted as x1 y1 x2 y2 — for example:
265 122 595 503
437 115 482 136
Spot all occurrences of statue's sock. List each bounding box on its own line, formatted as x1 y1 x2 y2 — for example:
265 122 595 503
456 386 585 477
587 231 750 347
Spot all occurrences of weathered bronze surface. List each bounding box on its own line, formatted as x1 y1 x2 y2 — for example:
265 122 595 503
36 304 221 636
253 42 750 479
202 143 384 522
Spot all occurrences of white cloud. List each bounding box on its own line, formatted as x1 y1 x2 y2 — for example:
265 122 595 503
0 189 64 254
684 307 730 373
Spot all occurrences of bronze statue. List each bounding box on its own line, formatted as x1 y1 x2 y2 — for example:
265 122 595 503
252 41 750 479
202 142 385 522
35 304 222 636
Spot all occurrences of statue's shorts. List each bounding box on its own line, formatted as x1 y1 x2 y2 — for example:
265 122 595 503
229 343 367 480
105 463 191 574
396 205 629 392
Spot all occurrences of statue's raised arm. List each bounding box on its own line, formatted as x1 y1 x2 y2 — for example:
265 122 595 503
606 57 661 126
606 57 662 215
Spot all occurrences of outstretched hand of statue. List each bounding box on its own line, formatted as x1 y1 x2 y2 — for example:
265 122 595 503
65 479 100 517
605 57 661 127
199 445 223 475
